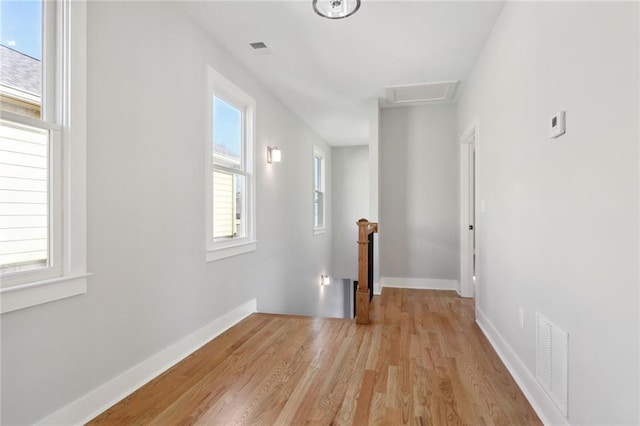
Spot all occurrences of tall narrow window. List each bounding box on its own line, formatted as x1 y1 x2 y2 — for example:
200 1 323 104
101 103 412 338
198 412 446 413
1 0 62 284
212 97 245 240
313 146 325 234
0 0 88 313
207 67 256 261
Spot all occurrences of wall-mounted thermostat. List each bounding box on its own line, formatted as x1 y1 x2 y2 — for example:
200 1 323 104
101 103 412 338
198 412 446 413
550 111 566 139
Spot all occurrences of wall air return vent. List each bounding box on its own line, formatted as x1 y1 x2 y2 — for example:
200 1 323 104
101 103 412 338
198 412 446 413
249 42 268 50
536 312 569 418
382 80 459 107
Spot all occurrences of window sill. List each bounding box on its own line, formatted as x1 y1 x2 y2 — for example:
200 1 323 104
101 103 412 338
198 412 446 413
0 273 91 314
313 227 327 236
207 241 257 262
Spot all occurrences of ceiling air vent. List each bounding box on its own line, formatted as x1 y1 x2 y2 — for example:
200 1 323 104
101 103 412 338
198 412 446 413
382 80 459 107
249 41 271 56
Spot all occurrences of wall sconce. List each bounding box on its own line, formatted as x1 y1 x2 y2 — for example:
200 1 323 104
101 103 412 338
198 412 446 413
267 146 282 164
321 274 331 286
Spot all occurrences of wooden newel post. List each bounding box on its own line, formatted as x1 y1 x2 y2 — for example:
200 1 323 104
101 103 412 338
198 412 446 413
356 218 378 324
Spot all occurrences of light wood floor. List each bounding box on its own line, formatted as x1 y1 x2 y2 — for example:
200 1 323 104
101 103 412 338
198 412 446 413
89 288 541 425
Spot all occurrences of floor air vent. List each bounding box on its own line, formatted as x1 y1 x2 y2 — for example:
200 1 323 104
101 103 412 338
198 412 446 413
535 312 569 417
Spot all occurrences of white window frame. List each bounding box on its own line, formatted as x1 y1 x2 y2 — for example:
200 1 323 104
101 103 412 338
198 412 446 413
0 0 89 314
206 67 256 262
313 146 326 235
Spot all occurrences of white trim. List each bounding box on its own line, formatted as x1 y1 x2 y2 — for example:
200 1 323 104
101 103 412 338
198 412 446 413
638 5 640 422
312 227 326 236
381 276 457 291
35 298 258 425
206 241 257 262
476 309 570 426
0 274 89 314
0 110 62 131
60 0 88 278
43 0 58 122
373 281 382 295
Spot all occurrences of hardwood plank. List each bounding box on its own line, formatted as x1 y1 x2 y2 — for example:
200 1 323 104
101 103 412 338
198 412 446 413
352 369 376 425
368 392 387 426
333 330 371 425
88 289 541 426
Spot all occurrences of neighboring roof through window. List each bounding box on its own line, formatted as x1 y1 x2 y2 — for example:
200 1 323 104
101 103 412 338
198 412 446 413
0 44 41 97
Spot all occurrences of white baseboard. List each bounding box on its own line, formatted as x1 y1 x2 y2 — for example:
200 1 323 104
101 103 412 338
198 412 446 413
373 281 382 295
476 309 569 426
36 299 257 425
381 276 457 291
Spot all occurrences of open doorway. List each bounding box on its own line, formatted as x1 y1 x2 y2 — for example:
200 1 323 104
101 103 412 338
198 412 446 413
459 120 479 304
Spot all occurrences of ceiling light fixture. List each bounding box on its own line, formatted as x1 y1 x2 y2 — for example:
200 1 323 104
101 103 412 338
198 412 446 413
313 0 360 19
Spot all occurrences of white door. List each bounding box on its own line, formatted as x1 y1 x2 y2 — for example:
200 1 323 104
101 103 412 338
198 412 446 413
469 141 476 291
459 121 478 299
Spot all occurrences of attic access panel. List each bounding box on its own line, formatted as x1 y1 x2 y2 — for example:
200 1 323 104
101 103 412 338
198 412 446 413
384 81 459 105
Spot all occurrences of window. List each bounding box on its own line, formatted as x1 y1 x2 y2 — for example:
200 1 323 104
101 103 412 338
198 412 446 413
206 67 256 261
0 120 61 278
313 146 326 234
0 0 88 313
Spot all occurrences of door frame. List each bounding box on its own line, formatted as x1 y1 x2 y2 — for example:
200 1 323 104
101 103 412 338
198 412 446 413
459 119 480 302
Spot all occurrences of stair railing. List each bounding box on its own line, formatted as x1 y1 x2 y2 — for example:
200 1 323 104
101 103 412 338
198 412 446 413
356 218 378 324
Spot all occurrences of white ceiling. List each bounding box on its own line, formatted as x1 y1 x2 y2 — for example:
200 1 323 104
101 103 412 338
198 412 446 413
184 1 505 146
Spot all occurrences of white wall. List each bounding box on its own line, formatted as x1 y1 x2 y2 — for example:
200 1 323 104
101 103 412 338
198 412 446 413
379 105 459 283
0 2 336 424
458 2 639 424
331 146 369 280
